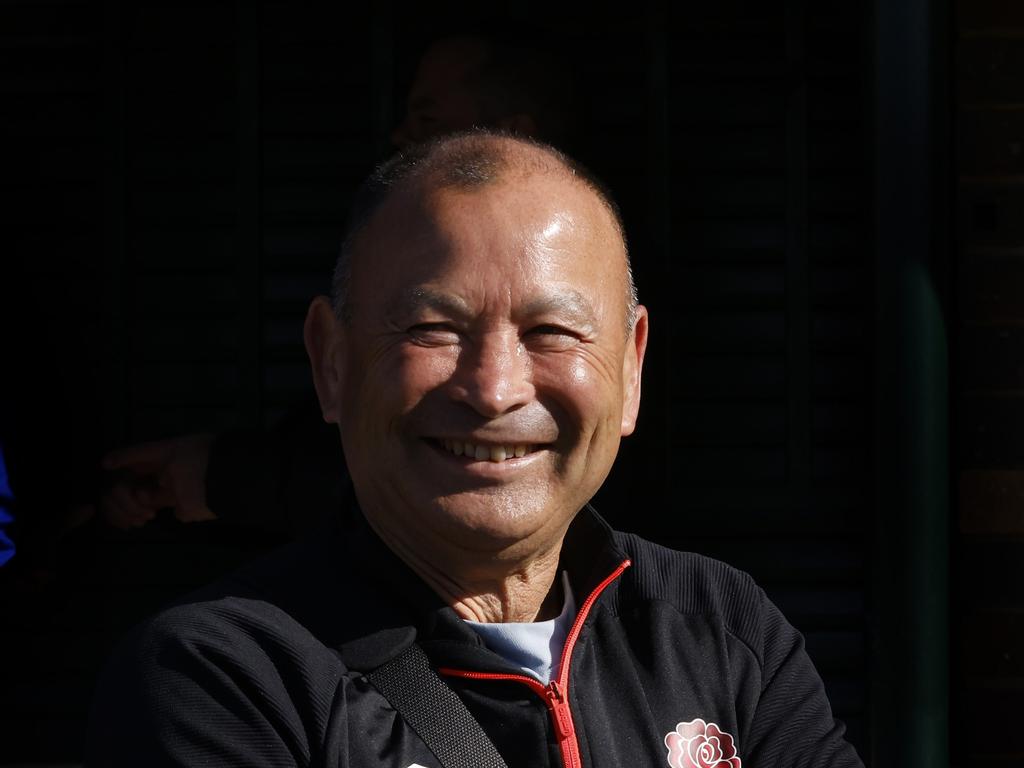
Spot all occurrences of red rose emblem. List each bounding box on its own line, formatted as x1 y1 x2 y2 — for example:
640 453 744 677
664 718 742 768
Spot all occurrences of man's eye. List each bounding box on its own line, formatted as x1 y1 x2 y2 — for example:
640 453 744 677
408 323 459 344
526 325 578 347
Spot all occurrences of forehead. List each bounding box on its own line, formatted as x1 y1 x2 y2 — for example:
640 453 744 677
377 170 618 266
349 168 626 315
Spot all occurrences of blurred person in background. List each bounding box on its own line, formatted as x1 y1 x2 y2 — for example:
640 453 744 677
97 34 578 540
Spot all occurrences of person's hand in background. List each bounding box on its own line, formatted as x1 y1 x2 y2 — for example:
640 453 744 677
98 434 217 529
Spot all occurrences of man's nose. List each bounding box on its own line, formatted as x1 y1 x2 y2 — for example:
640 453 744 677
450 332 534 418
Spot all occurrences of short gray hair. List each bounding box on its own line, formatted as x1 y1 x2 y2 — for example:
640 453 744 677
331 131 638 330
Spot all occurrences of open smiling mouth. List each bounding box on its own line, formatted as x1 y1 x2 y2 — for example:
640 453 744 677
433 438 541 463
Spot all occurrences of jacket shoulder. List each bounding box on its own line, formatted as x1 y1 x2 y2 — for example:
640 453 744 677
88 593 345 765
613 531 770 662
106 590 345 714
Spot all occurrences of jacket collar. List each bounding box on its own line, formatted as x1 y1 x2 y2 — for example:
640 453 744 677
331 493 629 673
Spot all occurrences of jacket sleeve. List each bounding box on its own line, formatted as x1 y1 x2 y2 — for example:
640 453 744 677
85 602 339 768
738 589 864 768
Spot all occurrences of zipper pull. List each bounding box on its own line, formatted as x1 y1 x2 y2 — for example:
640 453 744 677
546 681 574 741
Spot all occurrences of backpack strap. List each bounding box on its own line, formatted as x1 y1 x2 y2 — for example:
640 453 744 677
366 642 509 768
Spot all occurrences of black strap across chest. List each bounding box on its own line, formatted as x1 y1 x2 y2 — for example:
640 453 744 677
366 642 510 768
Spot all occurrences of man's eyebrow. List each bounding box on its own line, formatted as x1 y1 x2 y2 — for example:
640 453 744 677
390 288 598 327
392 288 473 319
519 290 598 327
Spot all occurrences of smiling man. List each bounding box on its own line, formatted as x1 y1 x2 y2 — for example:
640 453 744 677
87 134 862 768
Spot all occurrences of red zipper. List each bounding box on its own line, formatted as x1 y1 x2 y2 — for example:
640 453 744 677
439 558 631 768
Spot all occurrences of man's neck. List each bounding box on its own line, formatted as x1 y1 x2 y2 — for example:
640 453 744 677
372 519 565 623
444 553 565 623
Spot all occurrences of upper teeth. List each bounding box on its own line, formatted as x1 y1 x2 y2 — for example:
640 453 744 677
442 439 530 462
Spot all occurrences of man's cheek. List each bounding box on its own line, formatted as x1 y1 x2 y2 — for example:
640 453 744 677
398 348 458 394
563 355 591 388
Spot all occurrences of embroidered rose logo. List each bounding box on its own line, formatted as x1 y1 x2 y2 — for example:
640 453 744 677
664 718 741 768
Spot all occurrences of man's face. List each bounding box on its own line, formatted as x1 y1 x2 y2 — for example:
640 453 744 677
322 170 647 558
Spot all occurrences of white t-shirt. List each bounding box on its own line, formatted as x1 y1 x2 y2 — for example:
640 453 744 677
464 571 577 685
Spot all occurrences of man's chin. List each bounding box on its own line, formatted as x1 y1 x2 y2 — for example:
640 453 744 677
420 489 558 550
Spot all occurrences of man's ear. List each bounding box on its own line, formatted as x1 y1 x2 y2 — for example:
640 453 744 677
620 305 649 437
304 295 346 424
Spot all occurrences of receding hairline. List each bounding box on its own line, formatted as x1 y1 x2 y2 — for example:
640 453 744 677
389 134 620 219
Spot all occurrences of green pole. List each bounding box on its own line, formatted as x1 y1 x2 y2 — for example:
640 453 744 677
871 0 950 765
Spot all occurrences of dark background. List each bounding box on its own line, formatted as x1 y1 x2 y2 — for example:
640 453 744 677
0 1 1020 766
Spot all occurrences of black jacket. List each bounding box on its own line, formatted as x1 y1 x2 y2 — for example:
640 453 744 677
87 505 863 768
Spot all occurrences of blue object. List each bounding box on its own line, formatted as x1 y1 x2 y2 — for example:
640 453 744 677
0 440 15 566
